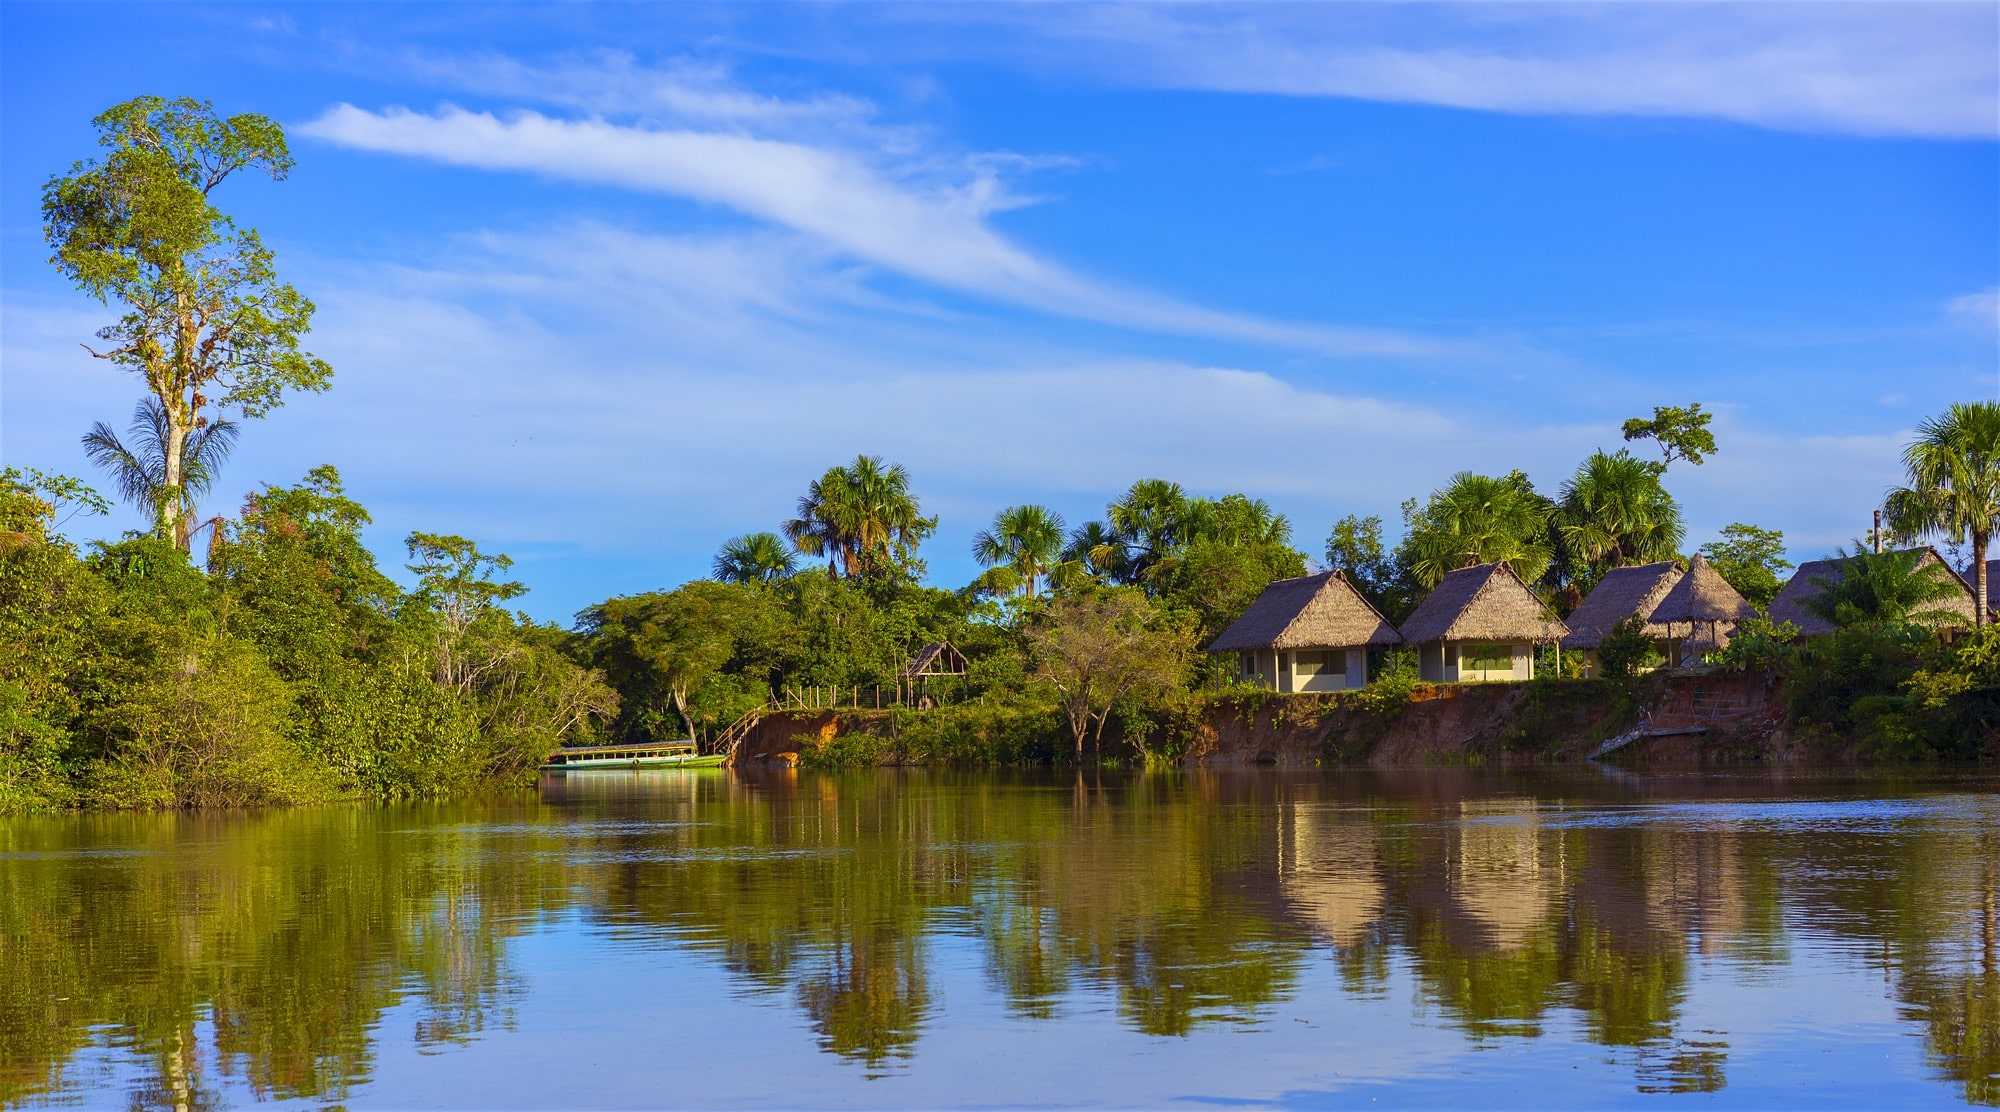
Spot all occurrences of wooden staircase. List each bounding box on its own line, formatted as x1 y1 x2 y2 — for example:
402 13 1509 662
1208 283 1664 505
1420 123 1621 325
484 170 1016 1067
715 704 773 762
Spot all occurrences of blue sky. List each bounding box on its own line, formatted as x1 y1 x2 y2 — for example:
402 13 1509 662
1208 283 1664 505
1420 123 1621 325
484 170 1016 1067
4 3 1996 621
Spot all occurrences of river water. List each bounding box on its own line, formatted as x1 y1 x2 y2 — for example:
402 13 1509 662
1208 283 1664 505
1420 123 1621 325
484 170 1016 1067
3 767 1996 1108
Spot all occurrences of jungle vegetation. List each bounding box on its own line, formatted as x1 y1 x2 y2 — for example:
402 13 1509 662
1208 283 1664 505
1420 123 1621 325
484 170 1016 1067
7 98 1998 813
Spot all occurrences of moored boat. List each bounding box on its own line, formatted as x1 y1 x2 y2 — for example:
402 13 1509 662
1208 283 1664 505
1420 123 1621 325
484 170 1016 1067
539 741 726 771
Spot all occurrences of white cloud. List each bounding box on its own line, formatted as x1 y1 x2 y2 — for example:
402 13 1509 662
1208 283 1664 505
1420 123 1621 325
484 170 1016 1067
1947 286 2000 332
888 3 1999 140
298 103 1445 356
7 221 1917 619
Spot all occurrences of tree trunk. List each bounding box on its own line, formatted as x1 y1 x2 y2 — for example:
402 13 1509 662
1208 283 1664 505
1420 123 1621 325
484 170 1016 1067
671 686 697 744
161 397 191 551
1975 529 1989 629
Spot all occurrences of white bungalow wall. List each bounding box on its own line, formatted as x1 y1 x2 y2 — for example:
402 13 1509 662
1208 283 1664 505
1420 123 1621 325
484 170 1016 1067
1238 647 1369 691
1418 641 1534 683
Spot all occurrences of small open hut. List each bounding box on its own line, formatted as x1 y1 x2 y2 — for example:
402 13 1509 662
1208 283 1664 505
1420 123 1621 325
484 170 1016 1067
1647 554 1754 665
1207 570 1403 692
900 642 967 681
1561 561 1681 677
1399 562 1569 683
1766 546 1978 637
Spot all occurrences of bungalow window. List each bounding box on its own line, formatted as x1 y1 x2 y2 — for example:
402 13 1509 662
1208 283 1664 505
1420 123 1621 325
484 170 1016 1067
1239 651 1255 677
1293 650 1347 676
1464 644 1513 673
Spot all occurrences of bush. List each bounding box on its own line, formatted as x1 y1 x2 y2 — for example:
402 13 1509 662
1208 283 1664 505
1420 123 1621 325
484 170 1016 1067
1598 615 1665 679
1707 617 1799 674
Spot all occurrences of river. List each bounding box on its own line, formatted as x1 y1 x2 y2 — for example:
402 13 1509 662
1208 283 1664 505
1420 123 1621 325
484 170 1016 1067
3 767 1996 1108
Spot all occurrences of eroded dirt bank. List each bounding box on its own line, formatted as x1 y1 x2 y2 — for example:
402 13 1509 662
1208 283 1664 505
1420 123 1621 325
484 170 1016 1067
1185 672 1794 767
726 672 1799 768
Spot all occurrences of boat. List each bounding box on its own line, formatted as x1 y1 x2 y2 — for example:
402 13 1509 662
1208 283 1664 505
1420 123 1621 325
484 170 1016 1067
539 741 727 771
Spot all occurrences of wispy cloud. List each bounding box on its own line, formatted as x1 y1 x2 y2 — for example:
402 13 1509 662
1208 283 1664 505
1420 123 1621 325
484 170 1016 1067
877 3 1999 140
1948 286 2000 332
6 220 1918 617
299 101 1445 356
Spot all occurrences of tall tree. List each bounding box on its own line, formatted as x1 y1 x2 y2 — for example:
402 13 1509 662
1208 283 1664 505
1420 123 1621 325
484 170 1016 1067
713 532 797 584
43 97 330 552
784 455 935 581
1699 523 1792 611
405 533 526 694
1557 450 1685 581
972 504 1067 598
82 396 237 553
1102 479 1194 585
1621 403 1717 472
1400 471 1556 589
1885 401 2000 628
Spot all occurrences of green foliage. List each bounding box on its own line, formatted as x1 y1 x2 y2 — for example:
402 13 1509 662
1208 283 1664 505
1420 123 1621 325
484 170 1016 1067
1557 450 1685 584
1707 617 1799 673
1399 470 1556 589
1785 625 1939 758
784 455 936 582
1884 400 2000 627
1350 648 1419 714
1700 523 1792 611
1597 615 1665 679
1325 514 1412 620
1621 402 1718 471
1026 589 1198 760
1803 546 1965 632
44 96 330 550
712 531 796 584
972 504 1066 598
0 466 614 811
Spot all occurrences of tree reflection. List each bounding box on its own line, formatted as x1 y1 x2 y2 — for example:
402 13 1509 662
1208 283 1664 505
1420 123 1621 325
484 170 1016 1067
3 770 1998 1103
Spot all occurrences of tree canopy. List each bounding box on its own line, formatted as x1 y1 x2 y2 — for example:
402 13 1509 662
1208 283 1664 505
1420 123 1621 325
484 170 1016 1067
44 96 330 550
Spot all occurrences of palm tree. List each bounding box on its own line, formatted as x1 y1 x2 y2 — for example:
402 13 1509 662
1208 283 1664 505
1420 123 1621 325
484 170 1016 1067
1051 520 1121 590
1885 401 2000 627
1558 450 1686 581
1402 471 1556 589
972 504 1067 597
81 396 238 553
713 532 797 584
1804 545 1965 631
783 455 935 580
1104 478 1192 584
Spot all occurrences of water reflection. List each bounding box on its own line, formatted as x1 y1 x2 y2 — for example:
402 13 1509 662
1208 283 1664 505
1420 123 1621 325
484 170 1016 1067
2 768 1996 1106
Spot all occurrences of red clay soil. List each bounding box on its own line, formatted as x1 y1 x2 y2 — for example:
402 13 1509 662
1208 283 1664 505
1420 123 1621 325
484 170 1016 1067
1188 672 1793 767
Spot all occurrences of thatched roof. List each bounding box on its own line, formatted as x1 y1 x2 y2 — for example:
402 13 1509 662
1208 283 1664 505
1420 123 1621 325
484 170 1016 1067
1398 562 1569 644
1767 546 1978 636
1563 562 1680 649
1208 570 1403 652
1979 560 1999 612
1648 554 1754 626
899 642 967 679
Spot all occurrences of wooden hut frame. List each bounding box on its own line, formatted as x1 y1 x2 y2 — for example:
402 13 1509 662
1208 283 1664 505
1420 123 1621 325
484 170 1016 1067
1646 554 1754 667
899 642 968 706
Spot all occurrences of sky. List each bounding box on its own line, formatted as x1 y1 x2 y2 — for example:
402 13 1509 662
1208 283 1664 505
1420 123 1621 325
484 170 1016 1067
3 2 1996 622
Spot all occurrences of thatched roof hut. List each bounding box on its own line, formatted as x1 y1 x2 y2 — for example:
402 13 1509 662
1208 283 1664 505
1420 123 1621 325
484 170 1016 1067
1399 562 1569 645
1767 546 1978 636
1647 554 1755 664
1649 554 1754 627
1562 561 1681 650
1208 570 1402 653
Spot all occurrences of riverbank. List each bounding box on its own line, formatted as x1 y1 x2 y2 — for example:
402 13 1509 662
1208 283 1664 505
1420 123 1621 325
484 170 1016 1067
728 670 1837 770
